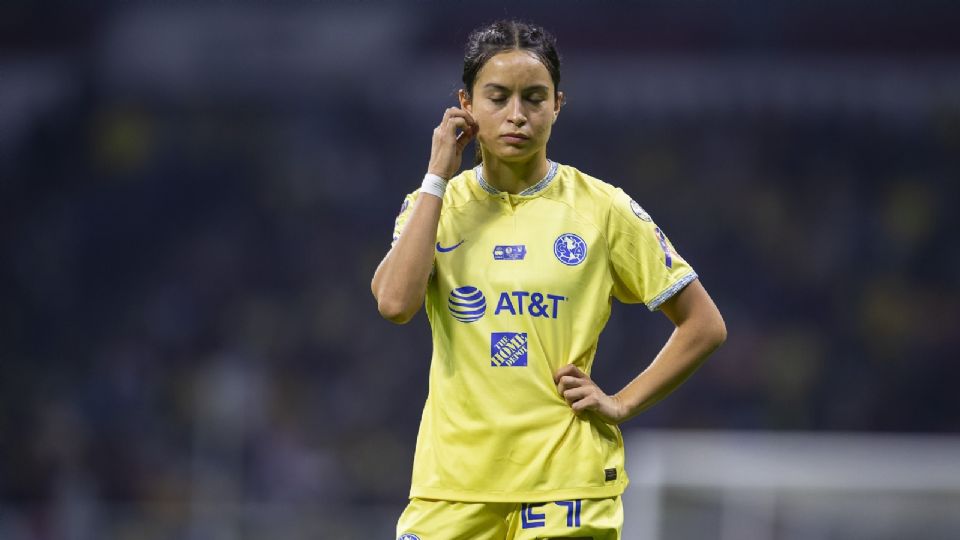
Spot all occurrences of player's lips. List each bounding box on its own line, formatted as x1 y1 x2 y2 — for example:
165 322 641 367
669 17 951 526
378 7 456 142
500 133 529 144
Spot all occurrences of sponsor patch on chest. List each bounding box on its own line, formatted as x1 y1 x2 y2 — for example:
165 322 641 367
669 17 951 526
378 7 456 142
491 332 528 366
493 244 527 260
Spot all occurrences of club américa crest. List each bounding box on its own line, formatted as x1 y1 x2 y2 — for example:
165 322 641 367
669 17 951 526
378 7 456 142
553 233 587 266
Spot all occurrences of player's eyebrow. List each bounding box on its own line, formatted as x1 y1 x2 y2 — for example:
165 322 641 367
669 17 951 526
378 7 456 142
483 83 550 93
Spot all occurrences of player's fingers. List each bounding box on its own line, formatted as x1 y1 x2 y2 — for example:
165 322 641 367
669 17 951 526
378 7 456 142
562 385 593 404
445 106 473 117
553 363 581 383
436 108 455 131
457 124 477 152
443 118 471 143
444 115 468 131
461 108 479 131
571 394 599 412
441 107 472 125
554 363 588 384
569 364 588 378
455 129 475 153
557 374 587 394
446 110 478 139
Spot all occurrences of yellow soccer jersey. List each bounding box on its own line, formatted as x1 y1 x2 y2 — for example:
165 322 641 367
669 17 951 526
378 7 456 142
391 161 697 503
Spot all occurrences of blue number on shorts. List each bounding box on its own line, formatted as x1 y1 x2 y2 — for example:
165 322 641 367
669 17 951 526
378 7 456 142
521 503 546 528
554 499 582 527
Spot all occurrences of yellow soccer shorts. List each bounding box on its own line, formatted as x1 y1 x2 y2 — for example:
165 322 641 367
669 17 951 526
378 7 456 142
396 496 622 540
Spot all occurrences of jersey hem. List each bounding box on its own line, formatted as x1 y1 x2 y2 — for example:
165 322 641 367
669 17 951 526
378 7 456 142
409 480 628 503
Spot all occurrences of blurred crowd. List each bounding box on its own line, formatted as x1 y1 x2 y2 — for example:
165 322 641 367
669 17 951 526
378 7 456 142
1 1 959 538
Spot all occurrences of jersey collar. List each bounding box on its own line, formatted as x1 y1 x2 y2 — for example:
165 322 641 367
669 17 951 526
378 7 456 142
474 160 559 197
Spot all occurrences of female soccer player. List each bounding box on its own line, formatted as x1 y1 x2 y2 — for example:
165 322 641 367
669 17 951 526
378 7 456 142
372 20 726 540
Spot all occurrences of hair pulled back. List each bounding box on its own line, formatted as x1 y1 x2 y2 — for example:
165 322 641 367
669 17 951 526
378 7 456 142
463 20 561 98
462 20 562 164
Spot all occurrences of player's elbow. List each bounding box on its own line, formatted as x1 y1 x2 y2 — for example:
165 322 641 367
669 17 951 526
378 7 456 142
376 296 418 325
686 306 727 356
372 275 422 324
706 311 727 351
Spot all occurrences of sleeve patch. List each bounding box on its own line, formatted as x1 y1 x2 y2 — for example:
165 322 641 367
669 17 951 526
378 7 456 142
629 199 652 221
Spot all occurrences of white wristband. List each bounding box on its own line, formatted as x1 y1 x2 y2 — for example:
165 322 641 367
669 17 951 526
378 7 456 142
420 173 447 199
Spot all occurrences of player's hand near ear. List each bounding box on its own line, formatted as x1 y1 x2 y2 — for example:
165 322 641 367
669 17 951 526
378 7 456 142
427 107 478 180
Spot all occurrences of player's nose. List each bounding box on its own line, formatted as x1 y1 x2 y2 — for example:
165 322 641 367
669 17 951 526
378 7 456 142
508 97 526 126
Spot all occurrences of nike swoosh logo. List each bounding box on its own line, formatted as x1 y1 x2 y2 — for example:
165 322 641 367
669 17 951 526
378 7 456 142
436 240 465 253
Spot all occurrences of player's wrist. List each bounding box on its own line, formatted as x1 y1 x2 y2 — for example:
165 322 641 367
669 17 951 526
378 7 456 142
610 392 634 424
420 172 448 199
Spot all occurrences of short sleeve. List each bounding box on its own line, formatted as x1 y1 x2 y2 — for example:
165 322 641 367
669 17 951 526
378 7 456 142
606 188 698 311
391 191 419 246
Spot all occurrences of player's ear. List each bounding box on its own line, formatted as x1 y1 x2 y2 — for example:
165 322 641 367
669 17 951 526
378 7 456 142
553 91 564 123
458 89 472 112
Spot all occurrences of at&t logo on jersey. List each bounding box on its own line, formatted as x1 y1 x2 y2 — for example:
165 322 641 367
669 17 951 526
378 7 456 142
491 332 528 366
397 534 420 540
449 287 567 322
495 291 566 319
554 233 587 266
448 286 486 322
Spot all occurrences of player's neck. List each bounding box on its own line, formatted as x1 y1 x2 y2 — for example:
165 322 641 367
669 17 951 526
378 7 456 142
480 152 549 195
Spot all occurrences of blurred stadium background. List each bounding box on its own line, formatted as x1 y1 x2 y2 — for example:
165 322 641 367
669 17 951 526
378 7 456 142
2 1 959 538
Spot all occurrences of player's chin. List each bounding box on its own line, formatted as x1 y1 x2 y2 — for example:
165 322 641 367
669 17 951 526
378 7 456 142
494 144 541 162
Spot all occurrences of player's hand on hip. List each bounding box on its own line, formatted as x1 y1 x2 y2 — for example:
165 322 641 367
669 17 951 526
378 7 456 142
427 107 478 180
555 364 627 424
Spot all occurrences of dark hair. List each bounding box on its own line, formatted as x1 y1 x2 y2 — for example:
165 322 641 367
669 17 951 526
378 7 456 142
462 20 562 164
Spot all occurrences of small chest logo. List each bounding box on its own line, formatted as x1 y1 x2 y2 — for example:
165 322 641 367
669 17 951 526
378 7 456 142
437 239 464 253
448 286 486 322
491 332 528 366
493 244 527 260
553 233 587 266
398 534 421 540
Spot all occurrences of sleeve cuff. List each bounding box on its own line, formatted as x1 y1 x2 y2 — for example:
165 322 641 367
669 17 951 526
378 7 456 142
646 271 698 311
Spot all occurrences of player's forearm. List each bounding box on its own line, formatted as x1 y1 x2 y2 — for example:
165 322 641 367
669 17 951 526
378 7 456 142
372 195 442 323
614 311 726 422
